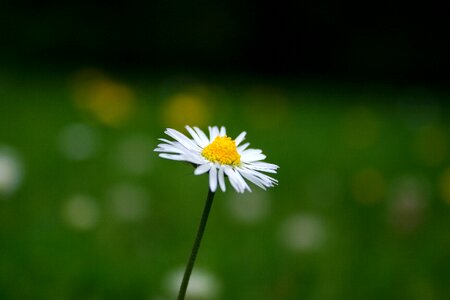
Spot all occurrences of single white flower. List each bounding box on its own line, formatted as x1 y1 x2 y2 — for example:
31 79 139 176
155 126 279 193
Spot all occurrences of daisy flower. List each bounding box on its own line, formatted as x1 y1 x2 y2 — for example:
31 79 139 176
155 125 278 193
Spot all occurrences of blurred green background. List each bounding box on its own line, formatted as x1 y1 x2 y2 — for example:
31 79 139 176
1 1 450 299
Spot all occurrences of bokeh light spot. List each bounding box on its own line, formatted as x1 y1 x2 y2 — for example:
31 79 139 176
226 190 270 224
58 123 99 161
165 268 221 300
161 93 210 129
388 176 428 233
113 135 153 176
70 69 136 127
62 194 100 230
0 146 23 197
107 183 149 222
279 213 326 253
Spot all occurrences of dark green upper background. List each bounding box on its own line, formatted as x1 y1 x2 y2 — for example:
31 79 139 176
1 0 449 84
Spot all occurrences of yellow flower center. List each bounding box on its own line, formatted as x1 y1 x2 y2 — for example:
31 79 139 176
202 136 241 165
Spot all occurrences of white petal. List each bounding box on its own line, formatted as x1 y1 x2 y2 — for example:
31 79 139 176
224 167 250 193
194 163 211 175
241 152 266 162
185 126 201 144
218 167 226 192
166 128 201 152
158 138 175 144
220 126 226 136
234 131 246 146
224 167 241 193
241 167 278 185
251 161 279 170
212 126 220 138
209 126 220 142
237 142 250 152
182 152 206 165
158 153 186 161
232 168 252 192
209 166 218 192
194 127 210 146
154 144 186 154
186 126 208 148
157 139 183 149
241 149 262 155
238 169 267 190
242 161 279 173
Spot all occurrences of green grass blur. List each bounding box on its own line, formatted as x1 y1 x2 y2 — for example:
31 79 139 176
1 69 449 300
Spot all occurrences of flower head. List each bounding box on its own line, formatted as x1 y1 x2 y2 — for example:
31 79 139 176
155 126 279 193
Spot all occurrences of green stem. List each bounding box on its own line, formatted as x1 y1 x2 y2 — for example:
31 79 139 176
178 188 216 300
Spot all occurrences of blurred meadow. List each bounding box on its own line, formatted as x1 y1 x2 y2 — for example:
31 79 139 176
1 69 449 299
1 1 450 300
